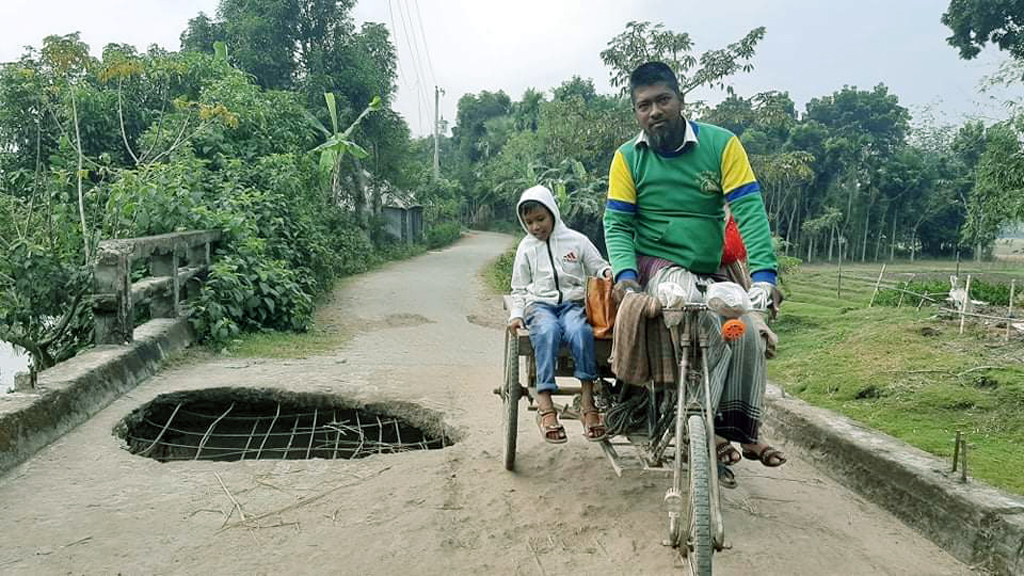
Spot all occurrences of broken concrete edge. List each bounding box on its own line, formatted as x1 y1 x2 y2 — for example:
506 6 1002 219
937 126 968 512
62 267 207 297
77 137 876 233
0 318 194 478
763 383 1024 576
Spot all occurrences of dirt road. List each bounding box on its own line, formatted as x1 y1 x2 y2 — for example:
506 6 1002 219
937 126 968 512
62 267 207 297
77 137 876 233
0 231 973 575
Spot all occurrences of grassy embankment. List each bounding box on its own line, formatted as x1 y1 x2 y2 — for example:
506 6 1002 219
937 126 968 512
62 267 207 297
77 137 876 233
771 259 1024 494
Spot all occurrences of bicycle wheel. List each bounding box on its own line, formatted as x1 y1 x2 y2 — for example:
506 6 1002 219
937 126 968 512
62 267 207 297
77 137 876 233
685 414 713 576
502 330 521 471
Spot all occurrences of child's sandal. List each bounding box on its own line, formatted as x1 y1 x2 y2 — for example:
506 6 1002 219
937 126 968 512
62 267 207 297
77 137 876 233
580 408 607 442
536 408 567 444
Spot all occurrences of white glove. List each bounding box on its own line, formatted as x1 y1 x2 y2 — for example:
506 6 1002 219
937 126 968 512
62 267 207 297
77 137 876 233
747 282 775 312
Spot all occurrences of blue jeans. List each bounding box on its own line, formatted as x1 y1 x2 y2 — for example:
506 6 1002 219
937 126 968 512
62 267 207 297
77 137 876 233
524 302 597 393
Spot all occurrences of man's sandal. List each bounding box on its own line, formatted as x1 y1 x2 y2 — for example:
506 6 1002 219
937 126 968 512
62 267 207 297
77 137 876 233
718 462 738 489
536 408 567 444
742 445 787 467
580 408 607 442
716 441 742 466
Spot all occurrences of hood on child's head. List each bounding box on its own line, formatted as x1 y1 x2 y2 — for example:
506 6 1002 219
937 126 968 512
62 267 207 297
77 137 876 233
516 185 563 235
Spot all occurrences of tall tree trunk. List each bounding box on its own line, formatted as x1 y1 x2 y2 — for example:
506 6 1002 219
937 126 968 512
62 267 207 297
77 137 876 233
71 89 90 264
828 226 835 262
890 209 898 261
861 215 870 262
351 157 369 228
784 222 792 257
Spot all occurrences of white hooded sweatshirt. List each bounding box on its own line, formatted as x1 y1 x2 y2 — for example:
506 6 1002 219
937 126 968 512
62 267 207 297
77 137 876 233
508 185 611 320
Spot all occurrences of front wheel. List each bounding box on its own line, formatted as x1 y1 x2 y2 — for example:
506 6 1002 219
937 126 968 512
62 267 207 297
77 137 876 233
685 414 713 576
502 330 520 471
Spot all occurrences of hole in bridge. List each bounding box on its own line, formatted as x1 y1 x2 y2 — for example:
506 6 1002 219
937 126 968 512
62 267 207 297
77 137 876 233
115 387 453 462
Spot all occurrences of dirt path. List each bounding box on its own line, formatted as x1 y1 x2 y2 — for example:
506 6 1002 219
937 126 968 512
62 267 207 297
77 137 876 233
0 231 973 575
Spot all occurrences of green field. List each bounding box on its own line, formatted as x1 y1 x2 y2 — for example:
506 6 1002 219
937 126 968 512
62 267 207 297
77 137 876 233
770 259 1024 494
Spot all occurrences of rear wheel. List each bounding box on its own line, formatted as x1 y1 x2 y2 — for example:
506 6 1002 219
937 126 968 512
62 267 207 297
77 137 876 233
685 414 713 576
502 330 520 471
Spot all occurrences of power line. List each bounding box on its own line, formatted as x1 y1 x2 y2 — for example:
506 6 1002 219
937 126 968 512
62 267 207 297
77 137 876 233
387 0 430 133
411 0 438 86
394 0 432 113
385 0 410 90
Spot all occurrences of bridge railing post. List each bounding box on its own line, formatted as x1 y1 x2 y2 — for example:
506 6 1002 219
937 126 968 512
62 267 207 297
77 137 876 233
93 244 133 345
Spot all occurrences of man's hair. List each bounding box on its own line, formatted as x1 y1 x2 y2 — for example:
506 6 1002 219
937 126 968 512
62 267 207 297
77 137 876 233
518 200 549 217
629 62 681 101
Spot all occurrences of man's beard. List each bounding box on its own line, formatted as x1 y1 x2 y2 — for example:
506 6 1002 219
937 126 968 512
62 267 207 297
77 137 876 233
646 122 684 153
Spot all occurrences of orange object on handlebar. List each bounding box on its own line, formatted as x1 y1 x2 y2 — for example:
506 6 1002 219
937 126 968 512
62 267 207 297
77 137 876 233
721 318 745 341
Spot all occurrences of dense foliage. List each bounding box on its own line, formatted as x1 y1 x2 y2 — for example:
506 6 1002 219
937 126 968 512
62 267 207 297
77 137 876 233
3 5 1023 372
0 1 463 369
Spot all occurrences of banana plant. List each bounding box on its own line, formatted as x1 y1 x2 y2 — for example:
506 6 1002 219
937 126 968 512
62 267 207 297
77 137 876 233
308 93 381 184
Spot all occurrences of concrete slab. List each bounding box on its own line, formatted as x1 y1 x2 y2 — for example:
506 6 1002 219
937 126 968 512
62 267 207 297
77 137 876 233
764 384 1024 575
0 318 193 475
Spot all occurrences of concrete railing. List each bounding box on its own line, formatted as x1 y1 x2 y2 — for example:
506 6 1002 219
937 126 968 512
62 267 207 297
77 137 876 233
91 230 221 345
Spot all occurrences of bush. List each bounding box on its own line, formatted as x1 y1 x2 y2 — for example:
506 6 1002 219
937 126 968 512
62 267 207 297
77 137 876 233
188 242 314 349
487 247 518 293
873 279 949 307
873 278 1017 308
425 221 462 249
777 255 802 286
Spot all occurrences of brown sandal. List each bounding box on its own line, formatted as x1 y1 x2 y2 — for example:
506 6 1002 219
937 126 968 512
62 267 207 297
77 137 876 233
536 408 567 444
742 445 787 467
717 442 742 466
580 409 607 442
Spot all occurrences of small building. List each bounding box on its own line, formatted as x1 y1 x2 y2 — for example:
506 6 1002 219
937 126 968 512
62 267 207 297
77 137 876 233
381 190 423 244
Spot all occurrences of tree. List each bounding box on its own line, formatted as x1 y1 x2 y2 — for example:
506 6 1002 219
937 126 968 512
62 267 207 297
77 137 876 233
451 90 511 164
552 76 598 103
600 21 765 99
942 0 1024 61
963 119 1024 250
180 1 395 116
511 88 545 132
179 12 224 53
217 0 299 89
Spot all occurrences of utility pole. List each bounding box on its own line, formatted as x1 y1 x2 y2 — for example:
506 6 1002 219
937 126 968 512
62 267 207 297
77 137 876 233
433 85 444 179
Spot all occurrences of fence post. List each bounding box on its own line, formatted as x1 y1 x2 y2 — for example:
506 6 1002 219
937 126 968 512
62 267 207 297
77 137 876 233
897 273 915 308
867 264 887 308
836 260 843 299
952 430 961 472
93 244 133 344
1007 279 1017 342
959 274 972 335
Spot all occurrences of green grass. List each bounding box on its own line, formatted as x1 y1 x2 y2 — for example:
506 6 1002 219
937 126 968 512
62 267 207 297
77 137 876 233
771 262 1024 494
226 326 350 358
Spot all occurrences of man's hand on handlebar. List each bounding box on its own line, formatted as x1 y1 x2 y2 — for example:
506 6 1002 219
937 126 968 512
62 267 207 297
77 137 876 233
613 278 641 305
746 282 773 310
747 281 783 318
507 317 525 334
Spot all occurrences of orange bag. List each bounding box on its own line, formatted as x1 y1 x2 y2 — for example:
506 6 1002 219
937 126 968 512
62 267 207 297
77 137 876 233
585 276 616 339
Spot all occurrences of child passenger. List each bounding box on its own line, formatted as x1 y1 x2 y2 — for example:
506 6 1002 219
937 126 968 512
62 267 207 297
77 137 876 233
507 185 612 443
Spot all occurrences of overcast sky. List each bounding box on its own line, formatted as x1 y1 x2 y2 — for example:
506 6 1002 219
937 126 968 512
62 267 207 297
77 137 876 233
0 0 1014 137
